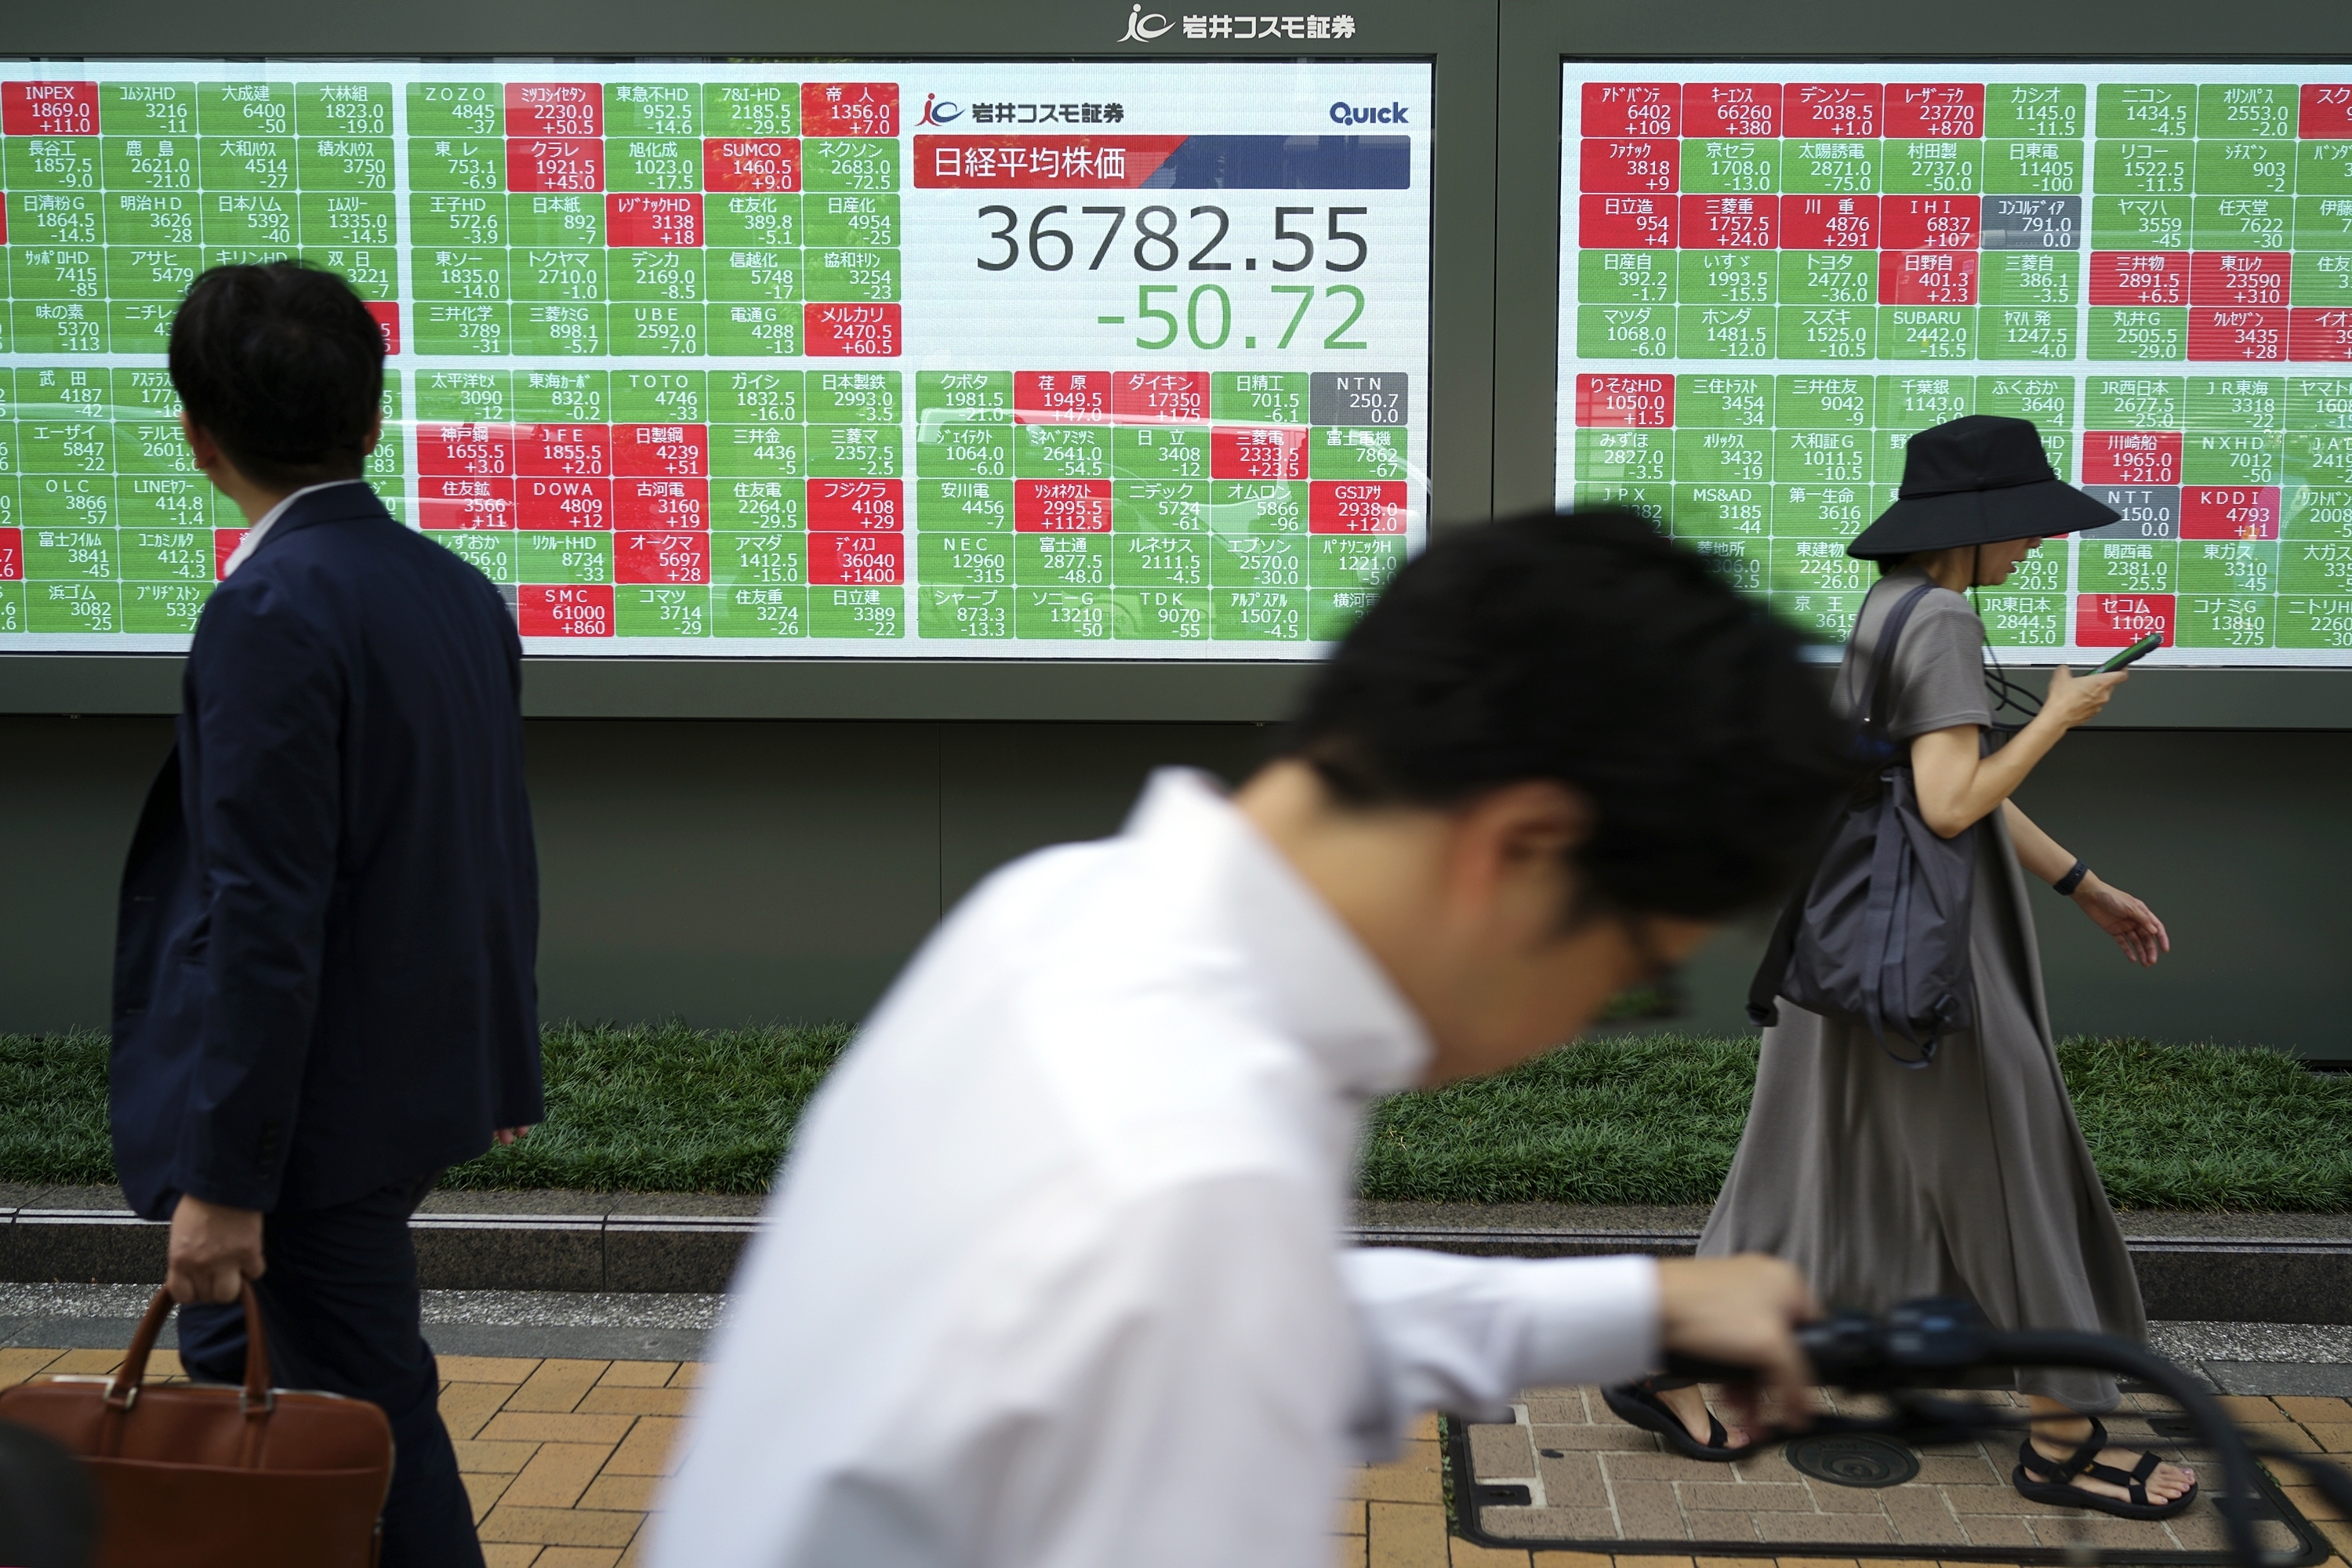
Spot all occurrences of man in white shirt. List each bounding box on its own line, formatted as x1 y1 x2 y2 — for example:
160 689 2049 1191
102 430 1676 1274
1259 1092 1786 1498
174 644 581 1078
654 510 1854 1568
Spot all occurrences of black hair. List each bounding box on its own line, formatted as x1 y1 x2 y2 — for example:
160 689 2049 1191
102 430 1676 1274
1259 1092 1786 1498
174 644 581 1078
1282 509 1853 924
169 261 384 490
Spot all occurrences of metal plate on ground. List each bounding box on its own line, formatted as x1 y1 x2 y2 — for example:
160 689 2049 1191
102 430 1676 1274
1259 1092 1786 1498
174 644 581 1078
1445 1387 2330 1564
1784 1432 1920 1488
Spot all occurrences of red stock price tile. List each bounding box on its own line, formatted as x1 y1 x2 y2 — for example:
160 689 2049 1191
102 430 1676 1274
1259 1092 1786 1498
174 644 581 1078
1014 371 1112 423
1782 194 1878 250
2083 431 2183 486
418 423 516 479
613 424 709 477
2 82 97 136
211 530 244 579
507 137 604 193
1574 373 1675 429
2090 252 2190 307
1309 482 1407 535
2190 251 2289 307
2188 307 2287 361
1013 480 1112 532
1682 84 1782 138
1879 250 1980 306
809 531 905 586
809 479 904 532
1884 83 1985 138
1580 194 1675 249
1882 196 1980 250
1580 137 1679 194
0 528 19 579
1112 371 1208 423
703 139 800 193
519 584 614 637
2076 594 2175 648
615 477 709 531
1580 82 1679 138
506 82 602 138
1211 426 1308 481
608 194 702 248
365 303 400 356
517 423 611 478
615 531 711 585
2183 485 2281 539
2291 308 2352 361
2302 85 2352 139
804 304 899 356
801 82 900 137
419 477 517 531
1786 82 1883 139
1679 194 1777 249
518 477 612 530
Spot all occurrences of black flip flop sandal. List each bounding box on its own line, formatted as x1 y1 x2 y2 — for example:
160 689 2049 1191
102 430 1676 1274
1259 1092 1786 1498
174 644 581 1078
2013 1416 2199 1520
1602 1380 1748 1462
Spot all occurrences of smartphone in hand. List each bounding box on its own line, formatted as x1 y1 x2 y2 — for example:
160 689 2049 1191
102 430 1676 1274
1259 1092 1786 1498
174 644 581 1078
2092 632 2163 675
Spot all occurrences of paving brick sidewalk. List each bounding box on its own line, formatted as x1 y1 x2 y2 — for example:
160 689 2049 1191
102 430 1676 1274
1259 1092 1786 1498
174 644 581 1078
3 1345 690 1566
6 1346 2350 1568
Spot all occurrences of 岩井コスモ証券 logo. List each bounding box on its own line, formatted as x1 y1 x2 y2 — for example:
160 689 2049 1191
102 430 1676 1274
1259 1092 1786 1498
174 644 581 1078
1121 7 1359 40
918 93 962 125
1120 5 1174 38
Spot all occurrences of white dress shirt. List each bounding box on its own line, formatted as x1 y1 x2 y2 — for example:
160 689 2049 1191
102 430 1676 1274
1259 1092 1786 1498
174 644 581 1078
652 769 1661 1568
217 477 373 578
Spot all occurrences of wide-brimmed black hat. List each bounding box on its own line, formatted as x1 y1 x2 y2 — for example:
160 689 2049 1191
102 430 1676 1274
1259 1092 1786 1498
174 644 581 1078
1846 414 2118 561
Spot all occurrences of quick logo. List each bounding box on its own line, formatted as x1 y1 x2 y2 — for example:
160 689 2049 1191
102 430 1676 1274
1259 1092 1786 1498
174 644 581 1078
1330 100 1408 125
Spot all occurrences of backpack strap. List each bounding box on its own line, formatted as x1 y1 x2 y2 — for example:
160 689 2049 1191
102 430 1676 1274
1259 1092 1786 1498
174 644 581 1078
1745 580 1940 1031
1852 581 1939 752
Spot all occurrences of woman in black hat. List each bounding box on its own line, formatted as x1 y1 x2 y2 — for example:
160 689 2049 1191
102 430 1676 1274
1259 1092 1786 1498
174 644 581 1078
1611 416 2193 1520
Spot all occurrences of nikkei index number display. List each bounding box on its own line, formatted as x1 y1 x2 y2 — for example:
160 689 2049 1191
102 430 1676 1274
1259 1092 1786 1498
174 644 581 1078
1558 64 2352 666
0 60 1431 657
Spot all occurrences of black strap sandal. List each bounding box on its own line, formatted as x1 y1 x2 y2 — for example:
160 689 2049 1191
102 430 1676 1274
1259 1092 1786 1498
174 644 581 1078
1602 1380 1748 1462
2013 1416 2200 1520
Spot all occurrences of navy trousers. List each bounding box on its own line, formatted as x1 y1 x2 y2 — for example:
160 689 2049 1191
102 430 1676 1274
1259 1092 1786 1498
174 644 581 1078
178 1174 482 1568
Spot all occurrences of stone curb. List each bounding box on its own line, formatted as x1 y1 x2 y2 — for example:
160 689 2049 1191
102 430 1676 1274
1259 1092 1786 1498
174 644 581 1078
5 1204 2348 1320
0 1206 757 1294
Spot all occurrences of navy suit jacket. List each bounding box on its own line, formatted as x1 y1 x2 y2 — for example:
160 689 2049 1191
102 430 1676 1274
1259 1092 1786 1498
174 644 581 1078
111 482 542 1220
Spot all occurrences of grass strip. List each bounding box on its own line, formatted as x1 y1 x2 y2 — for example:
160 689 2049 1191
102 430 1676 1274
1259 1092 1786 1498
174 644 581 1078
3 1027 2348 1210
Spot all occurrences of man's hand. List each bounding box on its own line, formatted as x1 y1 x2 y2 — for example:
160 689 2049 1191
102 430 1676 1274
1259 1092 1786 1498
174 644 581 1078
1655 1255 1817 1435
166 1194 266 1305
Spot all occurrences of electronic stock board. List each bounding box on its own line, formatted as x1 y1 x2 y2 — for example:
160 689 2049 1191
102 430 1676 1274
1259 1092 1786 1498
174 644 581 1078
0 56 1429 656
1559 65 2352 666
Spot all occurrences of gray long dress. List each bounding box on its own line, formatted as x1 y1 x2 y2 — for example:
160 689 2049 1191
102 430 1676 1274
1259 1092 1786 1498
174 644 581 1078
1697 567 2144 1413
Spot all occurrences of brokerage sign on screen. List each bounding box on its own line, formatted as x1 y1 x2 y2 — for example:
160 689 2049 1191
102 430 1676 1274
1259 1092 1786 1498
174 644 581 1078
1557 65 2352 666
0 61 1430 656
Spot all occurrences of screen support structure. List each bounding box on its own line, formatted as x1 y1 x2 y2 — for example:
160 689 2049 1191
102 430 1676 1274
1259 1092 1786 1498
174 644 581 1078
0 0 1496 722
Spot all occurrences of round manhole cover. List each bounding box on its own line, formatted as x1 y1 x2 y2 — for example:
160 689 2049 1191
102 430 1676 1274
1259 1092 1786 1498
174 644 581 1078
1784 1433 1921 1488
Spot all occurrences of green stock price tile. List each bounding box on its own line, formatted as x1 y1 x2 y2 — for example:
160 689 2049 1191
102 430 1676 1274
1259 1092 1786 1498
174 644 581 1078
2280 596 2352 649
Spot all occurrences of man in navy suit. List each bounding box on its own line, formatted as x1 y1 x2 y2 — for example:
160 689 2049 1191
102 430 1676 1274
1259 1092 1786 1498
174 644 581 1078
112 262 540 1568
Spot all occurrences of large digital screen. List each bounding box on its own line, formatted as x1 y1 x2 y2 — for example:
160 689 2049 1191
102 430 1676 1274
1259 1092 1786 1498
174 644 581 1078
0 59 1430 655
1558 64 2352 666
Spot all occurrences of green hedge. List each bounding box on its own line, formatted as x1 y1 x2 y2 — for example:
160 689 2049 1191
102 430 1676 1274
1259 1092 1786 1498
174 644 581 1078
6 1026 2348 1210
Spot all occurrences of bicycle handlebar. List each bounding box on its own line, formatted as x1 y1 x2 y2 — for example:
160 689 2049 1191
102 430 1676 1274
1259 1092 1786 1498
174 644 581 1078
1656 1298 2352 1568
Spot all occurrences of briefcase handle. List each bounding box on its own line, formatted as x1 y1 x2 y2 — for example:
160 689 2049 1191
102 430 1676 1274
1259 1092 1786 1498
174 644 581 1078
107 1281 274 1416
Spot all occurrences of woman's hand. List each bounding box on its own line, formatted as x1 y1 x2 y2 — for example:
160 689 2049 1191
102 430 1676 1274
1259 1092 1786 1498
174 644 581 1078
2073 874 2170 967
2042 666 2128 729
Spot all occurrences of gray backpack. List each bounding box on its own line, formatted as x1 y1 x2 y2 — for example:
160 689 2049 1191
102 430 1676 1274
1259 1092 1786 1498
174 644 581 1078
1748 583 1976 1065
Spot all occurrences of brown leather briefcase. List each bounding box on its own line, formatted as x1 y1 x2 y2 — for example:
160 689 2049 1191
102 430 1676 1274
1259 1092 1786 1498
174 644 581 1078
0 1282 394 1567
